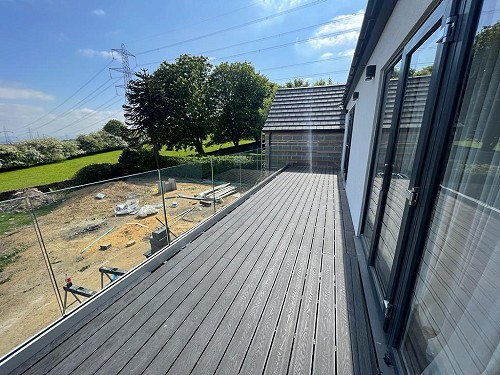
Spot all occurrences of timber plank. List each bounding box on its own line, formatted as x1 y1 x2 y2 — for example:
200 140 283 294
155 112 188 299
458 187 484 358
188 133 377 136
260 170 328 375
67 171 305 375
9 272 150 375
288 171 328 374
172 169 318 375
313 172 336 375
214 171 322 375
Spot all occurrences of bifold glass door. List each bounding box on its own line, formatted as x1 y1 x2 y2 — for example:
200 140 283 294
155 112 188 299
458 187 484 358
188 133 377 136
373 26 443 293
400 1 500 373
363 2 449 315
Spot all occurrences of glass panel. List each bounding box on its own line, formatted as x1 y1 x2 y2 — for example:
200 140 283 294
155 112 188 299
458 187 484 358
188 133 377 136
0 196 63 356
35 170 161 312
363 60 402 245
374 27 442 292
401 2 500 373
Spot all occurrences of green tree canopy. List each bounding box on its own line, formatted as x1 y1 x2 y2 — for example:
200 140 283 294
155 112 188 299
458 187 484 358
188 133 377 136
210 62 270 146
103 119 127 138
155 55 214 154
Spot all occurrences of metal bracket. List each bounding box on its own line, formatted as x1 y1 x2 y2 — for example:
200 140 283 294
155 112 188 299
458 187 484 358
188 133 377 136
383 351 394 366
406 187 421 206
384 299 394 320
437 16 457 44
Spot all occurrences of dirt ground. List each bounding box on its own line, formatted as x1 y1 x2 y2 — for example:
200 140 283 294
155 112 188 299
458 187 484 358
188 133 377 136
0 179 239 357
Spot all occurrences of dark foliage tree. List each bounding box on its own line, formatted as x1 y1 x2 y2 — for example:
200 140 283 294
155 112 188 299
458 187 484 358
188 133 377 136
123 69 173 165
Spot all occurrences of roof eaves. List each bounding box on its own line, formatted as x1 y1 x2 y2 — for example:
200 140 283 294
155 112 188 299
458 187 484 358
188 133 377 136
342 0 398 107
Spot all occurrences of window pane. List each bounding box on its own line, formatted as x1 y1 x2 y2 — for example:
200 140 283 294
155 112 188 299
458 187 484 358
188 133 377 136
401 2 500 373
363 60 401 246
374 27 441 291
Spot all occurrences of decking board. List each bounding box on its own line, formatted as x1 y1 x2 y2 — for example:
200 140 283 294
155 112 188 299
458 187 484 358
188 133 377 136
191 171 319 375
115 170 307 374
165 169 316 374
241 171 327 375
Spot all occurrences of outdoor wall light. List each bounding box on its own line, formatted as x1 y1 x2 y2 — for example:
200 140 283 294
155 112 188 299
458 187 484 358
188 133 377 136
365 65 376 80
353 92 359 100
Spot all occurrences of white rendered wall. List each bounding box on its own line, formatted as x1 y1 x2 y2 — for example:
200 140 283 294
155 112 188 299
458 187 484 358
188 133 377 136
344 0 438 234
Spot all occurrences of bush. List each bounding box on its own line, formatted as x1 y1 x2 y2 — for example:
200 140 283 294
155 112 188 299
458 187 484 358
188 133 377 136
0 138 84 169
72 163 123 185
76 131 127 154
0 145 25 168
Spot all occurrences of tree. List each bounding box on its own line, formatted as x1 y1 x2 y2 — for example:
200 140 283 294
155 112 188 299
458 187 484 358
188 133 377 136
103 119 127 138
124 69 172 164
314 79 327 86
154 55 214 154
210 62 270 146
461 21 500 151
283 78 310 88
256 82 278 141
76 131 126 153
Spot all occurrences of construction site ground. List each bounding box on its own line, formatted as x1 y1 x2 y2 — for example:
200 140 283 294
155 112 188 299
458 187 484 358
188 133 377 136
0 178 239 358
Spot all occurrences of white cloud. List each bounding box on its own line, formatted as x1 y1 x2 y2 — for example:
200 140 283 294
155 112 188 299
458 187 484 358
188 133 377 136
257 0 304 11
57 32 68 42
338 48 356 57
92 9 105 16
321 52 334 58
0 103 124 140
77 48 113 59
309 10 364 49
0 86 54 101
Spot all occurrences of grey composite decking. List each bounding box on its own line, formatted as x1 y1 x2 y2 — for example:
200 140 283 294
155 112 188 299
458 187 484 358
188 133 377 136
5 167 376 375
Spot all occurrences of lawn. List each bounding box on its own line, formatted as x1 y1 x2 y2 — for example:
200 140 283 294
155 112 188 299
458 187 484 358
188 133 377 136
0 150 122 193
159 139 254 156
0 140 256 193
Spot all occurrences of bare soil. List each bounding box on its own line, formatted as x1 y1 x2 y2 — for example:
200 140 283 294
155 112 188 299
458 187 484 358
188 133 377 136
0 179 237 357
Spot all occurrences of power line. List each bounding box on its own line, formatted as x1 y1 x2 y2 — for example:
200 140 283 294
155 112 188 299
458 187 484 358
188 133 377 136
138 27 359 69
211 28 359 62
68 109 124 135
32 78 121 131
52 96 123 135
17 60 115 131
273 69 350 82
135 0 327 56
259 55 351 72
137 18 350 67
128 0 265 44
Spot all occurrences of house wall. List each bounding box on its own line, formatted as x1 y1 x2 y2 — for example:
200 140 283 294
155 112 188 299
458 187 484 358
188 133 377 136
343 0 439 234
264 130 344 170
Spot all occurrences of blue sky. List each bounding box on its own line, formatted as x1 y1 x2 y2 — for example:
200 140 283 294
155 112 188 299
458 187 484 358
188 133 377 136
0 0 366 141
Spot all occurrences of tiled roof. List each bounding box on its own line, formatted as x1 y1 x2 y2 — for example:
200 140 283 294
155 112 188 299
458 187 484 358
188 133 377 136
263 85 346 132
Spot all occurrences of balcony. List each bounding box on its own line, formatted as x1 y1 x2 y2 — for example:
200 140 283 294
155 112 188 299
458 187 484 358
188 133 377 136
0 167 378 374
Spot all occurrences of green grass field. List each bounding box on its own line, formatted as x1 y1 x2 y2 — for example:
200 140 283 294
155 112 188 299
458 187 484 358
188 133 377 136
0 150 122 193
0 140 255 193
